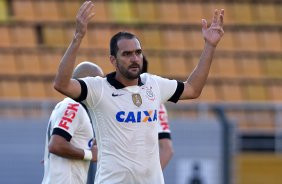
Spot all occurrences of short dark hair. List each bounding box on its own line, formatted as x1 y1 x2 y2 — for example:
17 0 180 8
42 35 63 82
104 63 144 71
110 32 137 57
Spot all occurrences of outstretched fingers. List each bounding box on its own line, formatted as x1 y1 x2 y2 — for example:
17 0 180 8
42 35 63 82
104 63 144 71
211 9 225 28
77 1 89 18
202 8 225 47
219 9 224 27
78 1 95 22
201 19 208 31
216 9 224 37
74 1 95 39
212 9 219 25
82 1 95 22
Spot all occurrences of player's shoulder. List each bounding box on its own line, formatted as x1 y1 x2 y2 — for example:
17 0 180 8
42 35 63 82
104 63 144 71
59 97 77 105
141 72 157 78
54 98 89 119
81 76 105 82
82 76 107 92
141 73 163 82
54 98 83 111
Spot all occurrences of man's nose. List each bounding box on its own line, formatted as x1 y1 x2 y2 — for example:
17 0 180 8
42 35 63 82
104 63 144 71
130 53 139 62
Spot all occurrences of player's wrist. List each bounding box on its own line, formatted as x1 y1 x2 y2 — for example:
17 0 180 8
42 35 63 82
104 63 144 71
73 32 84 43
83 149 93 161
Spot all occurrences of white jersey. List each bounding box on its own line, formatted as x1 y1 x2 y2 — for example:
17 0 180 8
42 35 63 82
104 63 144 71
80 72 183 184
42 98 94 184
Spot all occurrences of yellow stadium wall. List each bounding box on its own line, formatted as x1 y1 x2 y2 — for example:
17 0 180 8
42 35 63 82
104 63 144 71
236 153 282 184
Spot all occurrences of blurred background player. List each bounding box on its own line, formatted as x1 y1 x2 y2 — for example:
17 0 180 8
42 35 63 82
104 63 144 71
142 56 174 170
42 61 103 184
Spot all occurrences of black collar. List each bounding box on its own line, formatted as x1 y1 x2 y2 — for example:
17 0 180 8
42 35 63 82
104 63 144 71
106 72 144 89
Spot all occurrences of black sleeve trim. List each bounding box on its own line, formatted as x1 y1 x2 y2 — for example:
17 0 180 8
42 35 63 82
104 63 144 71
168 81 184 103
74 79 88 102
52 128 72 142
158 132 171 140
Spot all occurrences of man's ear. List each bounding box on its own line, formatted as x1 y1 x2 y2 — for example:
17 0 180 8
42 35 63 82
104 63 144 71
110 55 117 67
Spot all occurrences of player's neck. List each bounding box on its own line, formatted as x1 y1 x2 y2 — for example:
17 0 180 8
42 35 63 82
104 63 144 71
115 73 139 87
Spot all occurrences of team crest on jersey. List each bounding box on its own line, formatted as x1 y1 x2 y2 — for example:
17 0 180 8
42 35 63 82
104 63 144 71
132 93 142 107
146 86 155 101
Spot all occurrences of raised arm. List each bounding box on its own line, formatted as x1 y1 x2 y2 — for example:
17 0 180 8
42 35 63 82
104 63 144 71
180 9 224 100
54 1 95 99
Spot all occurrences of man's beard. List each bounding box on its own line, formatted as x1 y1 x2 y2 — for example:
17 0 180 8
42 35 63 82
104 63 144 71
117 63 141 80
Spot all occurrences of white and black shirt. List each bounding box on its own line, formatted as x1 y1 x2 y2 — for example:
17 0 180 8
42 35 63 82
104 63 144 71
42 98 94 184
77 72 184 184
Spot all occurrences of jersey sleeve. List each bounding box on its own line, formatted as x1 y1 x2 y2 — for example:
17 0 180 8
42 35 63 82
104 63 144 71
78 76 103 108
151 74 184 104
51 100 84 141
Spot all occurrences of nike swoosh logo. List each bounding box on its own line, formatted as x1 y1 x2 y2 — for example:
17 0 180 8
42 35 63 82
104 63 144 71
112 93 124 97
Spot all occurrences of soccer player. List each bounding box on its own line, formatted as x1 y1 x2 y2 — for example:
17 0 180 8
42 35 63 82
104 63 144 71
53 1 224 183
41 61 103 184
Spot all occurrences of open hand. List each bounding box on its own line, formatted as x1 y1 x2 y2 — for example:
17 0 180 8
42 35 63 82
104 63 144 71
202 9 224 47
75 1 95 39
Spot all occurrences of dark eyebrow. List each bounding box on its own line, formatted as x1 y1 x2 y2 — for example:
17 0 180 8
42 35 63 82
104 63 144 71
122 50 133 54
135 49 142 53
